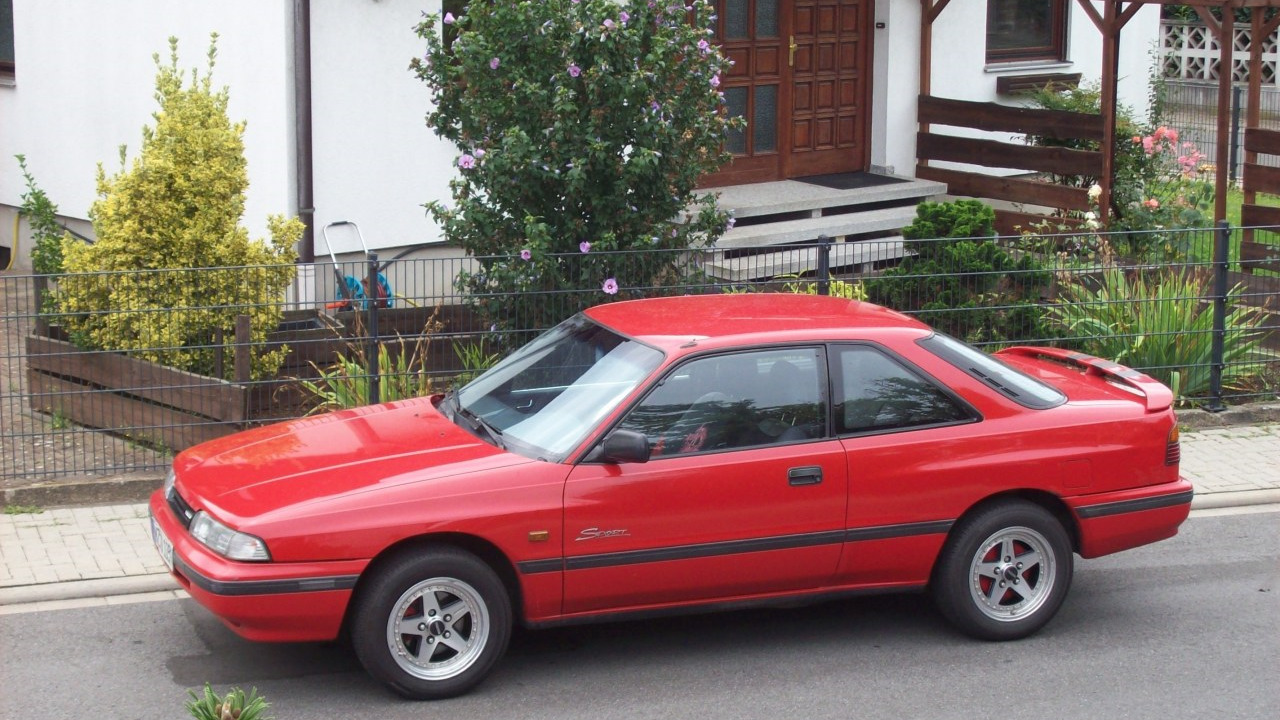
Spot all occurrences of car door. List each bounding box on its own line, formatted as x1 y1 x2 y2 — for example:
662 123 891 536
561 347 848 615
830 343 984 586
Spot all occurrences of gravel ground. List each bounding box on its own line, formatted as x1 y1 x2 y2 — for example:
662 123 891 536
0 274 168 492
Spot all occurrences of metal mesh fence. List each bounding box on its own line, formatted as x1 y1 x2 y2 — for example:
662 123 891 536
2 229 1277 482
1159 81 1280 179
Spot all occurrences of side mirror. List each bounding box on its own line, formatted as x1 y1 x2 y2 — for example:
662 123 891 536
597 429 651 464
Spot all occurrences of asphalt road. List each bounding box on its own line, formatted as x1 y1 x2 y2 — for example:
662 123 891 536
2 508 1276 720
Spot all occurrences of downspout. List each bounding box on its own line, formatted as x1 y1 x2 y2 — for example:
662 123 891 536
293 0 315 263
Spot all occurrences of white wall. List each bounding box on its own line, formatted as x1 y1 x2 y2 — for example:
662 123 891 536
874 0 1162 176
310 0 458 254
0 0 295 249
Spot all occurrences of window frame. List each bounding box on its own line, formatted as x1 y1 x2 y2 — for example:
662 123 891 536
610 345 830 459
985 0 1069 65
831 342 980 437
1 0 15 81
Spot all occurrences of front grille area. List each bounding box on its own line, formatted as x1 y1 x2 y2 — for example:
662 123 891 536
167 487 196 528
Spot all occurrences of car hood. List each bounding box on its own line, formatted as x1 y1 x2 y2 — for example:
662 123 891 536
173 395 528 520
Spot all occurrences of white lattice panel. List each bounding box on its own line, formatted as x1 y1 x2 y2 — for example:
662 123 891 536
1161 21 1279 85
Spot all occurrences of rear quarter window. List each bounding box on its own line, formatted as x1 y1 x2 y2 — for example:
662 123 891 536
919 334 1066 409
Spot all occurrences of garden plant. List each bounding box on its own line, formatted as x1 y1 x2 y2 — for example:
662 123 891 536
412 0 741 337
1047 267 1271 400
52 36 303 381
867 200 1053 345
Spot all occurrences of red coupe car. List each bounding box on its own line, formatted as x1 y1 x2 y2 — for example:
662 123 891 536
149 294 1192 699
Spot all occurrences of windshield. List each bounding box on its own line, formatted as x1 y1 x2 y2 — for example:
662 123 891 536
455 314 664 460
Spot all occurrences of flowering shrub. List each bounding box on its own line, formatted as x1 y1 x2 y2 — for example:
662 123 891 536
1022 83 1212 259
411 0 740 335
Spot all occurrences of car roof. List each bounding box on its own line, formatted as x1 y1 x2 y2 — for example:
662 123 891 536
582 294 931 350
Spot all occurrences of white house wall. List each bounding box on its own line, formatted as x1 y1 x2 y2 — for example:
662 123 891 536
309 0 455 254
0 0 295 261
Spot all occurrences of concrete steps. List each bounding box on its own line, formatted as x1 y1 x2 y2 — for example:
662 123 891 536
704 174 944 280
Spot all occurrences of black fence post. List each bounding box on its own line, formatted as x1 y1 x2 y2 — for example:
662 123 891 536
366 252 381 406
1207 221 1229 412
1229 85 1243 184
816 235 832 296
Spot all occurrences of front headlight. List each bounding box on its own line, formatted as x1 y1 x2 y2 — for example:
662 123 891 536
163 467 176 498
189 511 271 562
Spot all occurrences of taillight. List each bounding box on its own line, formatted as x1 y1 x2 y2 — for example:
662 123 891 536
1165 426 1181 466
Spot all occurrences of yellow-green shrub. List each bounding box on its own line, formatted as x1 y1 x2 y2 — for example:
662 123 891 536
54 36 301 381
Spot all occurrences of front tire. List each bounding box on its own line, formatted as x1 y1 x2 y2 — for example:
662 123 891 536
933 502 1073 641
352 547 512 699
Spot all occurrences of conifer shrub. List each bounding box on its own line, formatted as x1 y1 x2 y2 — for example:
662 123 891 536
867 200 1053 344
53 36 302 381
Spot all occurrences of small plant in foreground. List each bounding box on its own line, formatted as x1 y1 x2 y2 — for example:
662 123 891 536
3 505 44 515
186 683 271 720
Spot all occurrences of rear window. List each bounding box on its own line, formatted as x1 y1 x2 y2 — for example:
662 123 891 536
919 334 1066 409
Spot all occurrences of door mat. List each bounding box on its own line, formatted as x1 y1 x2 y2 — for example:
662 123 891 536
793 172 909 190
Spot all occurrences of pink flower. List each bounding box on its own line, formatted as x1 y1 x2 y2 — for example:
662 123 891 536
1144 198 1160 209
620 11 630 24
489 57 500 70
698 39 710 53
1132 136 1142 144
602 277 619 295
1167 128 1179 144
443 12 456 24
579 241 592 253
568 63 581 77
520 249 532 261
474 148 486 158
1142 136 1155 154
710 74 721 88
457 154 476 169
603 19 616 30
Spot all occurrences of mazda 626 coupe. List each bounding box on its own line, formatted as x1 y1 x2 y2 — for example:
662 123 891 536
150 293 1192 699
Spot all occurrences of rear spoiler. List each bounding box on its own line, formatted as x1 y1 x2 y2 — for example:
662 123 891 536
997 346 1173 413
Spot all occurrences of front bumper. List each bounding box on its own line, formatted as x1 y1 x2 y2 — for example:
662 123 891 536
1068 478 1195 558
148 490 368 642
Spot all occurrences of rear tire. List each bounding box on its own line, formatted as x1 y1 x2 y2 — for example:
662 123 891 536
932 502 1073 641
352 547 512 699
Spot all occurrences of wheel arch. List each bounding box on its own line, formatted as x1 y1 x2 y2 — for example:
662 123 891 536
342 533 525 635
933 490 1081 581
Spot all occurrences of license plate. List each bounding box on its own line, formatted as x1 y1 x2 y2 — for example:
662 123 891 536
150 514 174 572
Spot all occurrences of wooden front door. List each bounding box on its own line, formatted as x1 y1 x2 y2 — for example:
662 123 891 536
706 0 872 186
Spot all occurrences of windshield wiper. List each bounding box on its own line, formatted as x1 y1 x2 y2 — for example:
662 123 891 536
453 400 506 449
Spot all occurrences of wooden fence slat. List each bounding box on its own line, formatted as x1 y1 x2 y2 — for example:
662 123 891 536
27 371 237 452
1241 203 1280 229
1242 162 1280 195
917 132 1103 176
1241 240 1280 275
917 95 1104 141
916 165 1091 210
1244 127 1280 156
25 334 247 422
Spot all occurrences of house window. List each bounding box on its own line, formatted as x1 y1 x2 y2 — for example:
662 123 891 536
986 0 1067 63
1 0 15 80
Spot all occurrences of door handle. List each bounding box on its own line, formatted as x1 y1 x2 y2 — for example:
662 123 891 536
789 35 798 67
788 466 823 486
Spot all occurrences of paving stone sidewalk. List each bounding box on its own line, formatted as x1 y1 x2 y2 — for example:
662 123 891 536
1 424 1277 610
